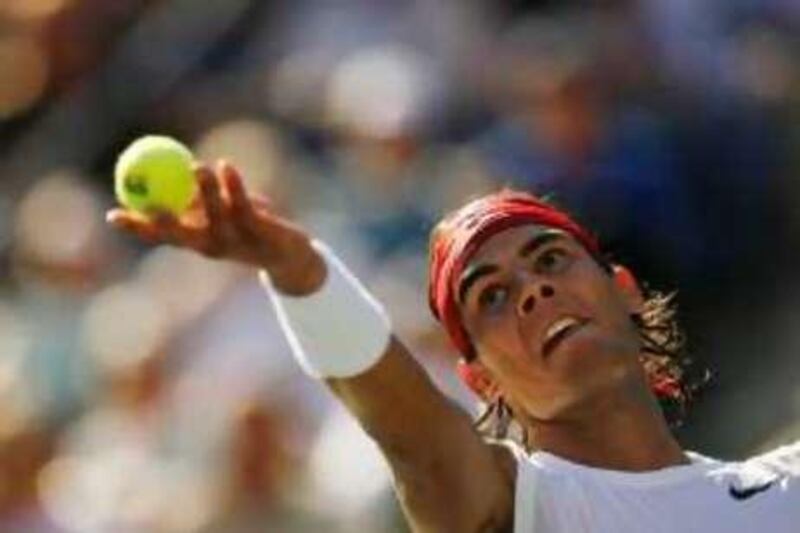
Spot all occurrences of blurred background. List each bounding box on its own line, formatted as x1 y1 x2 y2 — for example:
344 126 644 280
0 0 799 531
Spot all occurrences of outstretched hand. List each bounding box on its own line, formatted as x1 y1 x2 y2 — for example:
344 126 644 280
106 161 326 295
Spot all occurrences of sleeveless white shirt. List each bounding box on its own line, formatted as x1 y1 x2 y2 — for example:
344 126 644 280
514 442 800 532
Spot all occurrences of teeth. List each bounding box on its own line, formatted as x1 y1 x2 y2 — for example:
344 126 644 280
544 316 581 344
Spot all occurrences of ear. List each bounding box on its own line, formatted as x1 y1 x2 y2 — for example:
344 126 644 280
612 264 644 312
456 359 499 401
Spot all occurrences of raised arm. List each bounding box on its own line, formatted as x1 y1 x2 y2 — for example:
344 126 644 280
328 337 516 531
107 161 516 532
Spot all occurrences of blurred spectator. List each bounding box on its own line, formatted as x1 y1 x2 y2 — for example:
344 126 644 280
0 406 62 531
298 44 493 264
201 400 332 533
476 15 702 287
10 172 112 423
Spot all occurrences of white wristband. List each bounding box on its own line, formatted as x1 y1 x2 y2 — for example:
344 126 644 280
259 240 392 379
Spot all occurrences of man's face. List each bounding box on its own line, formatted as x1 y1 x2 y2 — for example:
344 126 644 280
456 224 644 422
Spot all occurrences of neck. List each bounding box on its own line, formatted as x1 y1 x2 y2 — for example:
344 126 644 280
531 379 688 472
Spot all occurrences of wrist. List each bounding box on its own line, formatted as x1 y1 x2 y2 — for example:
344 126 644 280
260 239 392 379
264 239 327 296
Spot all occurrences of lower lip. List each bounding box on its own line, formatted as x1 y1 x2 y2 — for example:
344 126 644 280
543 321 588 357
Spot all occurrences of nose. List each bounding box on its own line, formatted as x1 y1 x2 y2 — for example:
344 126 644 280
517 281 555 316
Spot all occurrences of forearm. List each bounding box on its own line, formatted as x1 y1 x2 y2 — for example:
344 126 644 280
326 336 471 459
327 337 513 532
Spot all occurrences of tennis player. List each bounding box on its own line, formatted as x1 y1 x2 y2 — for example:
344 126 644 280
108 161 800 532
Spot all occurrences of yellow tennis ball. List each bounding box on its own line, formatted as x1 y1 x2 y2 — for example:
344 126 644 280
114 135 197 215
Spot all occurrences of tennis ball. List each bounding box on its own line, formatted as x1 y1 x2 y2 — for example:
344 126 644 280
114 135 197 215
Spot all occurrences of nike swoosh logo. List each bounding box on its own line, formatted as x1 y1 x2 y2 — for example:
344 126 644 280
728 479 777 500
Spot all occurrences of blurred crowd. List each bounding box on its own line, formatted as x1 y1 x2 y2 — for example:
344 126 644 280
0 0 799 531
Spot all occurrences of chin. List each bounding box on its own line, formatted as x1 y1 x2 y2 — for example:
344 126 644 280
535 369 638 423
552 336 640 397
550 328 634 370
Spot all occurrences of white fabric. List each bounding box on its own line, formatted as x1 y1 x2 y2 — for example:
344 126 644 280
260 239 391 379
514 441 800 532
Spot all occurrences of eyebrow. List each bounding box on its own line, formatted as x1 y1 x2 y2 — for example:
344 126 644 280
457 264 499 304
457 230 568 304
519 230 566 258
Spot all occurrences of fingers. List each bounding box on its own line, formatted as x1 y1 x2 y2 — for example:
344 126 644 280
109 159 277 262
197 164 225 228
152 212 207 249
196 164 228 256
219 161 267 242
106 208 207 250
220 161 253 221
106 209 161 242
250 194 273 215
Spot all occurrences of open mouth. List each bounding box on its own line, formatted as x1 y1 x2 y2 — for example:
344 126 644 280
542 316 589 358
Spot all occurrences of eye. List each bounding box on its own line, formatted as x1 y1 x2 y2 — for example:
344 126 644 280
477 284 509 313
536 248 570 274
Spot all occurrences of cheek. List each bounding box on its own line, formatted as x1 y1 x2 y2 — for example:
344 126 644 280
472 311 535 368
594 285 641 349
577 267 635 331
476 325 563 397
548 323 635 380
550 283 641 379
474 319 537 373
548 270 641 366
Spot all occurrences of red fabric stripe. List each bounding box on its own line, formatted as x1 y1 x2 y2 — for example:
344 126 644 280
428 191 599 359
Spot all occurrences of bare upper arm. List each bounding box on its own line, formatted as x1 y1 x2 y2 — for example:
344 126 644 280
388 430 517 532
326 337 517 532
